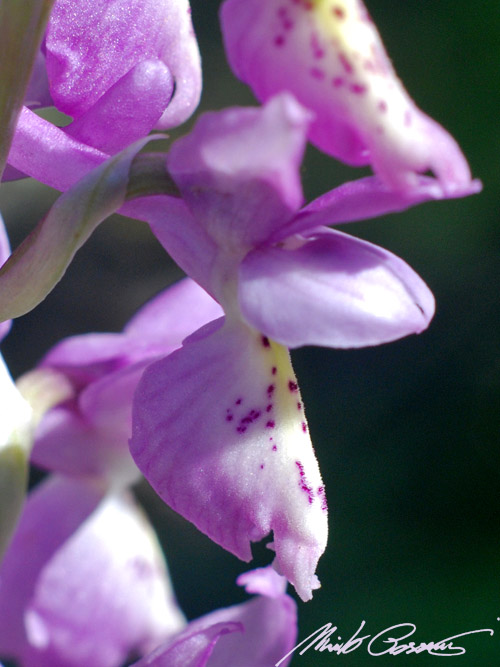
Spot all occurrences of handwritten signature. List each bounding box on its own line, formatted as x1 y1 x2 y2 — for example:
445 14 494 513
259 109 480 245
276 620 496 664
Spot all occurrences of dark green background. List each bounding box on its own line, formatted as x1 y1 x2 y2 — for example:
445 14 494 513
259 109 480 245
2 1 499 665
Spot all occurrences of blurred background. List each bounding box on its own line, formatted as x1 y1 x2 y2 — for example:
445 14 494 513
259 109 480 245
1 0 499 664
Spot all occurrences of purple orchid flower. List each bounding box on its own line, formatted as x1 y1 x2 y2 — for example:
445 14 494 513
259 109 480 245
129 93 457 601
5 0 201 182
0 474 185 667
0 474 296 667
220 0 476 194
132 567 297 667
22 278 222 486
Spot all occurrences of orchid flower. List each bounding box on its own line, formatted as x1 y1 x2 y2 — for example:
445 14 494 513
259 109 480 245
132 567 297 667
129 93 447 601
220 0 477 194
21 278 222 486
5 0 201 184
0 477 296 667
0 475 185 667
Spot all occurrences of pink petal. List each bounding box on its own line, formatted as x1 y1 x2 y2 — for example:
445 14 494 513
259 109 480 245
134 567 297 667
220 0 475 193
167 94 310 256
0 476 185 667
239 228 435 349
64 60 174 153
276 175 482 242
45 0 201 126
131 318 328 601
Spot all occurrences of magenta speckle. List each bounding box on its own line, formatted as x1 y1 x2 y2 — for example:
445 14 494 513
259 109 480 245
288 380 298 393
338 52 353 74
302 422 307 433
261 335 270 348
350 83 367 94
272 444 277 451
297 402 302 411
274 34 285 47
332 76 344 88
310 67 325 81
332 6 345 19
295 461 314 504
237 425 247 434
266 404 273 412
271 367 277 375
226 414 233 422
317 486 328 512
235 398 242 405
267 384 275 397
266 420 275 428
260 464 265 470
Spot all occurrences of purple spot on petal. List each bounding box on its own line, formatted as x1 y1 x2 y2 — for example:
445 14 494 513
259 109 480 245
310 67 325 80
266 404 273 412
237 425 247 434
235 398 242 405
302 422 308 433
226 414 233 422
295 461 314 504
338 52 353 74
267 384 275 397
350 83 367 94
288 380 298 393
272 367 277 375
272 444 277 451
332 76 344 88
332 5 346 19
261 335 270 348
266 420 275 428
260 464 265 470
274 34 285 47
318 486 328 512
297 402 302 411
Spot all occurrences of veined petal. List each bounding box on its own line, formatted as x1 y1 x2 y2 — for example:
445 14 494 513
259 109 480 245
220 0 474 193
239 228 435 349
0 476 185 667
167 94 310 253
64 60 174 153
134 567 297 667
131 318 328 601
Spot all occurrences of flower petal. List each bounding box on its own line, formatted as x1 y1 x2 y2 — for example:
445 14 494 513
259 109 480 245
239 228 435 349
8 107 107 191
0 476 185 667
45 0 200 126
30 363 147 484
274 175 482 242
220 0 474 193
134 567 297 667
131 318 328 601
64 60 174 153
125 278 223 345
167 94 310 253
